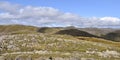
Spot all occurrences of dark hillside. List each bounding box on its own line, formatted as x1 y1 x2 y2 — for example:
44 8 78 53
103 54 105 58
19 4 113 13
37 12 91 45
104 30 120 42
56 29 99 37
79 28 116 36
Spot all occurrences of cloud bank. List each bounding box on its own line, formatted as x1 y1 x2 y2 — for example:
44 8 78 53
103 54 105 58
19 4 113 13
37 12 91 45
0 1 120 28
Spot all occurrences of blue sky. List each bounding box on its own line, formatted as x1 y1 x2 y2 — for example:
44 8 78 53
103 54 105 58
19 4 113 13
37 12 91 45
3 0 120 17
0 0 120 28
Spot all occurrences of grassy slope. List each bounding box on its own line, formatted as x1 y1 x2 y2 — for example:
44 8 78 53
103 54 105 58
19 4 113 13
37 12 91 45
0 25 39 34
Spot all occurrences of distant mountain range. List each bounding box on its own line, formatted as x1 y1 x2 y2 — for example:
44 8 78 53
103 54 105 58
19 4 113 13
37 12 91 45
0 25 120 42
38 26 120 42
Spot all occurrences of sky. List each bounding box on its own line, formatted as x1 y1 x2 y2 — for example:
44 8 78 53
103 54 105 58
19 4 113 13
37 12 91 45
0 0 120 28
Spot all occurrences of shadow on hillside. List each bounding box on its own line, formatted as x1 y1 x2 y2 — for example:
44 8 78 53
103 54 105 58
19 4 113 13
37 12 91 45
55 29 99 38
37 27 50 33
103 30 120 42
37 27 120 42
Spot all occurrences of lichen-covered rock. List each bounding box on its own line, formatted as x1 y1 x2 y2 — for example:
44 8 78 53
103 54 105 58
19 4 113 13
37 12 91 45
0 56 5 60
97 50 120 58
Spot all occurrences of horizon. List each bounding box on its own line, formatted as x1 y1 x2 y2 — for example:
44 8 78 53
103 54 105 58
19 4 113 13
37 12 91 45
0 0 120 28
1 24 120 29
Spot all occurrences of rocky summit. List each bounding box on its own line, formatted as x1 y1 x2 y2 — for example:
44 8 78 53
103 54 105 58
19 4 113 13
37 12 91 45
0 25 120 60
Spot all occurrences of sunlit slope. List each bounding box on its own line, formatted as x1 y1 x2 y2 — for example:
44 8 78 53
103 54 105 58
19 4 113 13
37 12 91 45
0 25 38 34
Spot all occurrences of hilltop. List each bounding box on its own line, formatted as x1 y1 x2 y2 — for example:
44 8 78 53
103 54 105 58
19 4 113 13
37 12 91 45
0 25 120 60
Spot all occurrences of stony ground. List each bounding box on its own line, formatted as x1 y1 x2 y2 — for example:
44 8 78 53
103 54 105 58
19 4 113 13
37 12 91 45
0 32 120 60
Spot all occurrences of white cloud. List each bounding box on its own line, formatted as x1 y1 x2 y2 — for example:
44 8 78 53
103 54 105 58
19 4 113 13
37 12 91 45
57 13 80 20
0 1 21 14
0 1 120 28
100 17 120 22
19 6 60 18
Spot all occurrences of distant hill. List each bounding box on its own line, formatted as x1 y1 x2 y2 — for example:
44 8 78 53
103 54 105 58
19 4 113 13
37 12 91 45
55 29 99 37
0 24 120 42
38 27 62 34
0 24 38 34
79 28 116 37
103 30 120 42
